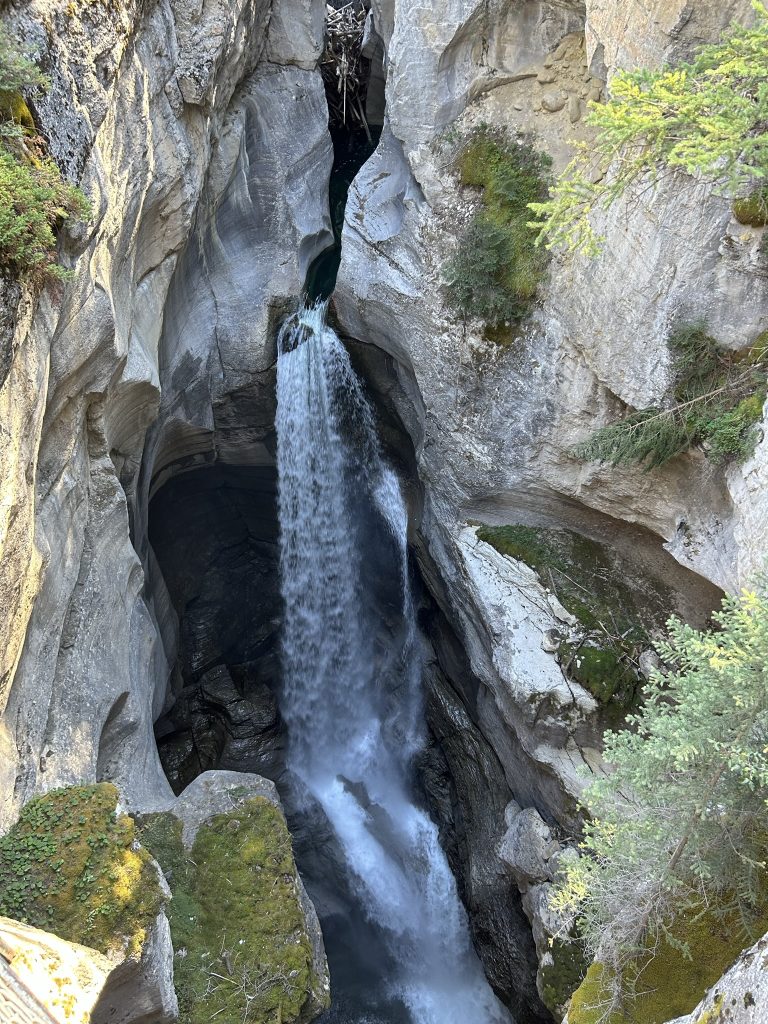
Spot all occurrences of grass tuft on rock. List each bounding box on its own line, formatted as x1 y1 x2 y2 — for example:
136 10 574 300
575 323 767 471
0 783 164 957
140 797 323 1024
444 127 551 334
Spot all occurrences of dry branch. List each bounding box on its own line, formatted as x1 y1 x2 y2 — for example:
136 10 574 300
322 2 370 134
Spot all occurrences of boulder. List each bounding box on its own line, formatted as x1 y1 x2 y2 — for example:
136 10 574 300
0 912 177 1024
156 771 331 1021
499 806 561 887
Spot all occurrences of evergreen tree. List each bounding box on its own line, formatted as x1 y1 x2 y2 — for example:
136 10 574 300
528 2 768 255
553 583 768 1014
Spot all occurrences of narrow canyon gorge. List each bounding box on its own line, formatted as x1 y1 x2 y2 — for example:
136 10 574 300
0 2 766 1024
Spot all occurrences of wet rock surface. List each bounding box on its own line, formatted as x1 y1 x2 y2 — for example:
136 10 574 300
148 464 285 792
1 0 767 1019
419 639 550 1023
155 665 284 793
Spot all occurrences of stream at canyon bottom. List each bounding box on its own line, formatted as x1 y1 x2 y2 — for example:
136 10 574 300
276 303 512 1024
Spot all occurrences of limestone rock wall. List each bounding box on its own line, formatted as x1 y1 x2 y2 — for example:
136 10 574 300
585 0 758 79
0 0 331 833
335 0 767 820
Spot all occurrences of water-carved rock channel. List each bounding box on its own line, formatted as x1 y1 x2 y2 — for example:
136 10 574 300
148 42 529 1022
3 1 767 1022
276 304 510 1023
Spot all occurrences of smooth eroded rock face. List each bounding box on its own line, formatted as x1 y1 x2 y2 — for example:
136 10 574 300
1 0 766 1019
0 0 332 834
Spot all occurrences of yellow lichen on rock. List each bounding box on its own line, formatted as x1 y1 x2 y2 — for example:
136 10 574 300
567 903 768 1024
0 915 112 1024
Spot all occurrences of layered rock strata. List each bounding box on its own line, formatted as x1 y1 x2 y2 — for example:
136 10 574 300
0 0 331 833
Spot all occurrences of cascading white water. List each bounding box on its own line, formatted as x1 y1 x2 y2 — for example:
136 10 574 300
276 303 512 1024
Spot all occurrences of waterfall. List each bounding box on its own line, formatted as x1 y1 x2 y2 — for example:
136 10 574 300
276 303 512 1024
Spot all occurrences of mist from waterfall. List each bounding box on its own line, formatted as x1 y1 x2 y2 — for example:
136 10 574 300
275 303 512 1024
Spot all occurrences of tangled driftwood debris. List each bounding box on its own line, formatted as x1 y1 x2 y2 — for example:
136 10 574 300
322 1 371 139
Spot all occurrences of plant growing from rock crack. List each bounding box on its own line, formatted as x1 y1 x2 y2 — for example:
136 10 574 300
528 1 768 256
444 127 552 333
553 582 768 1021
0 23 89 281
575 324 767 471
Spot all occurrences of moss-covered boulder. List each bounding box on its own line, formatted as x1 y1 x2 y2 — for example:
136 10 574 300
732 189 768 228
0 783 164 959
139 773 329 1024
567 903 768 1024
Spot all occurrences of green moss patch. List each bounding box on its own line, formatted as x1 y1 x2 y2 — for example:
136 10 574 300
540 936 589 1018
140 797 323 1024
476 524 675 720
444 127 552 334
0 89 35 128
733 189 768 227
568 903 768 1024
558 643 638 708
0 783 164 957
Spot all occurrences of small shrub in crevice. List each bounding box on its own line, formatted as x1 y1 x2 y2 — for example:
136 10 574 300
0 23 89 282
444 127 552 333
0 149 90 280
575 324 767 471
0 24 47 95
0 783 164 957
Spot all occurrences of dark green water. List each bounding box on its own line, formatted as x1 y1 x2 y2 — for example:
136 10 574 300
304 123 382 303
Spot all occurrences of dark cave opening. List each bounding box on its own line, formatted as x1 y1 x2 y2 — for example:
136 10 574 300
146 450 423 1023
150 464 286 791
147 439 547 1023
